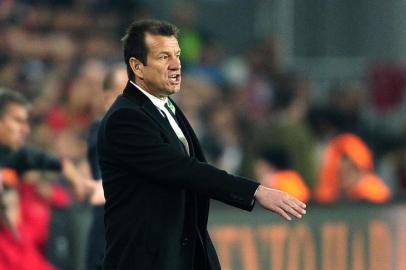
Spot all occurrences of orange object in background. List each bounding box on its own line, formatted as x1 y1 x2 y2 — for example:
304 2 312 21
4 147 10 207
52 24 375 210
264 170 311 203
0 168 19 189
314 133 390 203
254 146 311 203
348 173 391 203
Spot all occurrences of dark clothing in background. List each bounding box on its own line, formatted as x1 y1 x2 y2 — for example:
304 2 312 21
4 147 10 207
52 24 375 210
86 205 105 270
0 144 61 173
98 82 259 270
85 118 105 270
87 119 102 180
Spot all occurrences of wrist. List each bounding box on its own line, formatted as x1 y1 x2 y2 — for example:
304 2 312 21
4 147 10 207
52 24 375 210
254 185 263 199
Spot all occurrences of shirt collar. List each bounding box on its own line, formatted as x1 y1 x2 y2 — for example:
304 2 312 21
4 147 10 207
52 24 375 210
130 80 167 111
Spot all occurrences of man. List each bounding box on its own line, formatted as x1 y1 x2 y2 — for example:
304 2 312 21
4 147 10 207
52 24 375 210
98 19 306 270
85 65 127 270
0 88 84 194
0 88 87 269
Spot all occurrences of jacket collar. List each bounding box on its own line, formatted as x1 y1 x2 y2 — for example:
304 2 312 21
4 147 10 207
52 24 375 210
122 80 149 106
122 81 183 144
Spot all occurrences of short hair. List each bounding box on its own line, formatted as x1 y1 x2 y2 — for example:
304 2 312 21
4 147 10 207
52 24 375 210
121 19 179 81
102 65 125 92
0 88 30 117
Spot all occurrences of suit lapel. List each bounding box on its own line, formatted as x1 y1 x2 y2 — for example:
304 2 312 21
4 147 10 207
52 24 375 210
122 82 186 153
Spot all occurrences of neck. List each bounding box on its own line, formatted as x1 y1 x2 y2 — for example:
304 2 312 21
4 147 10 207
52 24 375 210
133 80 166 100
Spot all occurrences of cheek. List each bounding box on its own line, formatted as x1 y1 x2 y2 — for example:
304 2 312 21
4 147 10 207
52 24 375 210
2 122 14 134
9 123 24 138
146 68 165 81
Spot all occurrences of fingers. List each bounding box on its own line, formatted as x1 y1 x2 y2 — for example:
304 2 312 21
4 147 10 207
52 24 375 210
256 186 308 221
283 204 302 219
271 200 303 221
274 207 292 221
284 196 306 216
291 196 307 210
276 194 307 221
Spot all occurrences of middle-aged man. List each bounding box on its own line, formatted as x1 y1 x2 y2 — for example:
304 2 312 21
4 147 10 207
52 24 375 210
98 19 307 270
0 88 83 190
0 88 86 269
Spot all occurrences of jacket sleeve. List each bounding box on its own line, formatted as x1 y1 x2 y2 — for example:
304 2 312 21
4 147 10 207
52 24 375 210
7 147 61 175
102 108 259 211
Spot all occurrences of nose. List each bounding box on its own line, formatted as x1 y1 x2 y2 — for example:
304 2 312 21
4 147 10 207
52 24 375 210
169 56 181 70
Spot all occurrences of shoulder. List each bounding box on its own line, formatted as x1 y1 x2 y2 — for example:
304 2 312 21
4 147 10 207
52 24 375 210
99 96 159 138
103 96 147 126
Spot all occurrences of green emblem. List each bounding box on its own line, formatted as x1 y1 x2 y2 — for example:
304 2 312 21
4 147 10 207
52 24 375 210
167 99 176 114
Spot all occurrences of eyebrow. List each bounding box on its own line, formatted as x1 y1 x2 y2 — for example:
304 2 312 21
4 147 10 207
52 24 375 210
157 49 181 55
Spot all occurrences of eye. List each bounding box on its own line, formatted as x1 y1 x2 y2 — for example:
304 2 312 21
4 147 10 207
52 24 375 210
159 55 168 60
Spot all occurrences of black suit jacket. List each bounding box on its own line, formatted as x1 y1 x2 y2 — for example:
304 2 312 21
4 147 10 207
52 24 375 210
98 82 259 270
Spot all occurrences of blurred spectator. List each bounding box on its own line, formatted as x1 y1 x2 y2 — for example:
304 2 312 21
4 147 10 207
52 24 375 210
0 88 87 199
201 102 243 174
175 74 244 174
327 82 368 135
172 1 203 68
314 133 391 204
251 72 317 188
187 35 227 86
253 146 311 203
65 59 107 131
0 88 94 269
308 81 369 142
85 64 127 270
0 168 58 270
174 75 221 138
235 38 284 122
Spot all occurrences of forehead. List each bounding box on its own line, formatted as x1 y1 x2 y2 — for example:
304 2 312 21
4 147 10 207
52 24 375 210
2 103 28 118
145 33 180 53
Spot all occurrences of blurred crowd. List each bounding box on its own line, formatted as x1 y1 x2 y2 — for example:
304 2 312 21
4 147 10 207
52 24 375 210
1 0 406 269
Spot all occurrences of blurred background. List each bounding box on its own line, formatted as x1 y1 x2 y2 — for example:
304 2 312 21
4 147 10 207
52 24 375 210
1 0 406 269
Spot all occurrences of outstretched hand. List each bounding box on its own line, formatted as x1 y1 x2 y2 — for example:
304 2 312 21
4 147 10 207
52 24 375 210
254 185 307 221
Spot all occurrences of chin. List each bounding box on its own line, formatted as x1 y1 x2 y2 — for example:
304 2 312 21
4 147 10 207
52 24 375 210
11 143 23 150
167 88 181 95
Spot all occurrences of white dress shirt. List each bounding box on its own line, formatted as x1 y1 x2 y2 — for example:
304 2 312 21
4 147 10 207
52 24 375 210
130 81 189 155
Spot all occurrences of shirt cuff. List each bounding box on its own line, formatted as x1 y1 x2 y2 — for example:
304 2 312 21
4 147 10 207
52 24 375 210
251 184 261 207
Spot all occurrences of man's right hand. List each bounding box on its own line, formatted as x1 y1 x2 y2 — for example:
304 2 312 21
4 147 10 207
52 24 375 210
254 185 307 221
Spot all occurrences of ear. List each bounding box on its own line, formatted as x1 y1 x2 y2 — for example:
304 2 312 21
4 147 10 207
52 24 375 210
129 57 144 80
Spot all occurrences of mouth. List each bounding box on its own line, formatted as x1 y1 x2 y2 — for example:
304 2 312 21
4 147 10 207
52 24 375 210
168 73 181 84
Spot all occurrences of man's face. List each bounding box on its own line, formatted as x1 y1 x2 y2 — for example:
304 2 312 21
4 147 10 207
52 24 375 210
134 34 181 98
0 103 30 150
